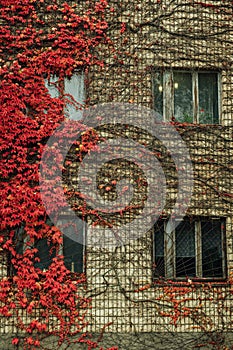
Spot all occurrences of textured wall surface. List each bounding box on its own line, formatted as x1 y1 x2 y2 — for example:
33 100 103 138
1 1 233 349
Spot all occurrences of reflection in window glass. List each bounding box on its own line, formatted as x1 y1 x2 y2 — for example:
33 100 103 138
153 72 163 119
154 221 165 277
176 219 196 277
64 74 85 120
45 74 85 120
63 235 83 273
198 73 219 124
45 76 59 98
34 238 56 270
174 72 193 123
201 220 223 277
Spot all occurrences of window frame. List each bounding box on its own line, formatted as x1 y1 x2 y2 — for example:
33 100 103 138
152 69 222 124
153 217 227 282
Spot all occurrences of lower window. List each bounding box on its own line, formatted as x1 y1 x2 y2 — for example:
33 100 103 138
154 217 226 280
12 219 85 274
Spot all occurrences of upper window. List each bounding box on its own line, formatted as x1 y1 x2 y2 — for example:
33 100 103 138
45 73 85 120
153 70 220 124
154 217 226 281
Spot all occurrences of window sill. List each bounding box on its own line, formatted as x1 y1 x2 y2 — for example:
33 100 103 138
152 277 229 288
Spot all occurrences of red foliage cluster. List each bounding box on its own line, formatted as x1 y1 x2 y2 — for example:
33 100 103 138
0 0 117 348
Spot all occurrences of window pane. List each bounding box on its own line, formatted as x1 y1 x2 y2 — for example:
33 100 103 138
201 220 223 277
14 224 56 271
176 219 196 277
154 221 165 277
174 72 193 123
34 238 56 270
153 72 163 119
14 225 25 255
64 74 85 120
45 76 59 98
63 236 83 273
198 73 219 124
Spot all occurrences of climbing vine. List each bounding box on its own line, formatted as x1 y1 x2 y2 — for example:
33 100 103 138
0 0 233 349
0 0 117 348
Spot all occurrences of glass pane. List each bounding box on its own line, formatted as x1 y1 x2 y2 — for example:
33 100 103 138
34 238 56 270
176 219 196 277
202 220 223 277
63 235 83 273
153 72 163 119
45 76 59 98
174 72 193 123
198 73 219 124
64 74 85 120
14 225 25 255
154 221 165 277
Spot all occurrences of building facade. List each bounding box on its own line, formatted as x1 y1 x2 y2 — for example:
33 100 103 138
83 1 233 348
1 0 233 349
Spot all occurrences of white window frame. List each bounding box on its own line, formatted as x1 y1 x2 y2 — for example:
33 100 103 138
153 70 221 124
153 217 226 281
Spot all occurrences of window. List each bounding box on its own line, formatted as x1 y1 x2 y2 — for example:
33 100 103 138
13 220 85 274
154 217 226 280
45 73 85 120
153 70 220 124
